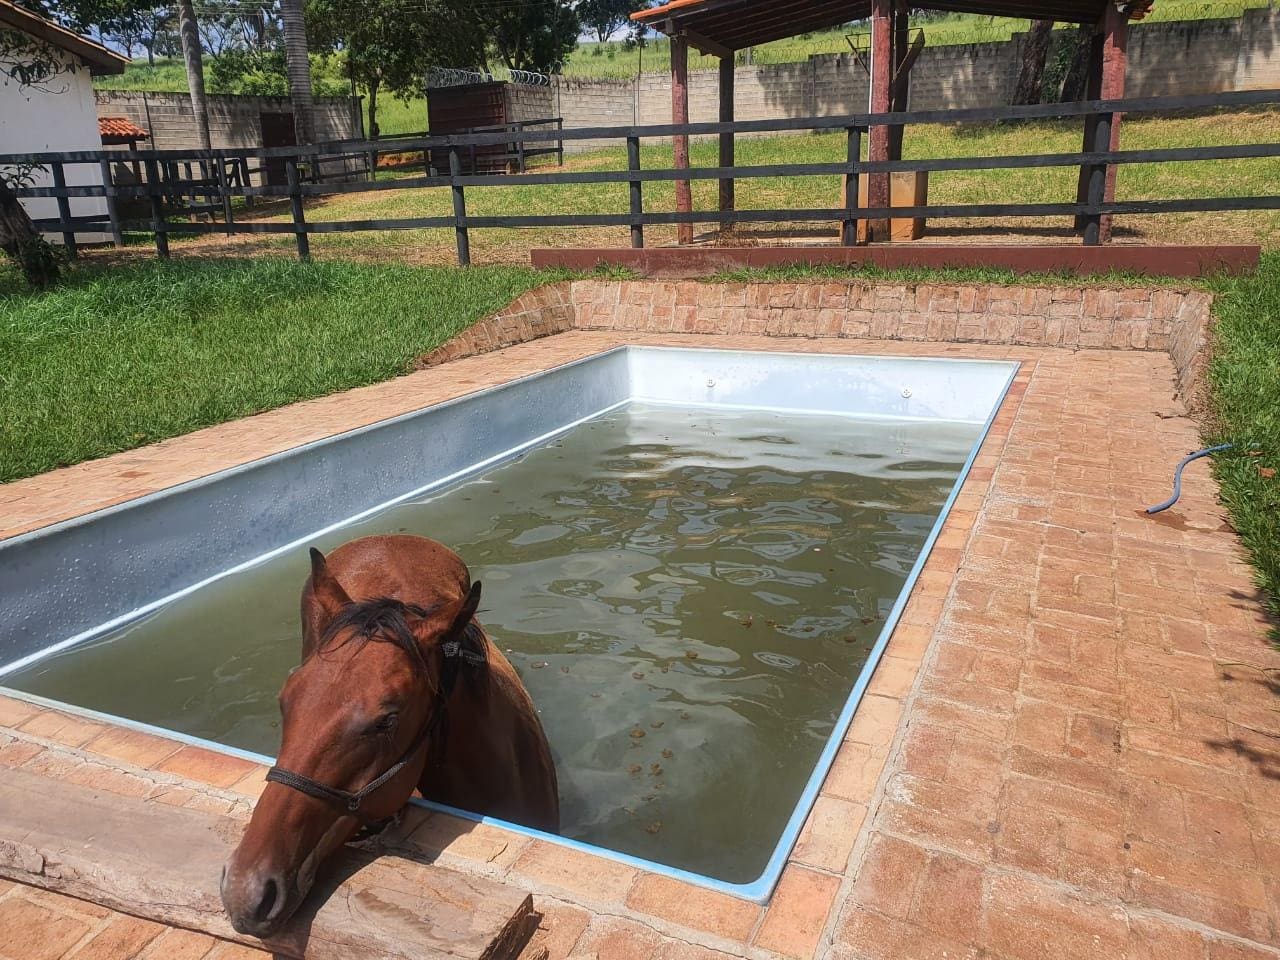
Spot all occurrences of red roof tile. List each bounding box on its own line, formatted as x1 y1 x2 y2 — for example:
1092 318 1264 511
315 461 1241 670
98 116 150 141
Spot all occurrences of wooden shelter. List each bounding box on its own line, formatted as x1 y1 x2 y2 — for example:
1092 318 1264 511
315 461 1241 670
632 0 1156 243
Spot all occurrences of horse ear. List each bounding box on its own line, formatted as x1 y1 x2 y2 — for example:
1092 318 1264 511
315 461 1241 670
304 547 352 624
412 580 482 648
446 580 482 639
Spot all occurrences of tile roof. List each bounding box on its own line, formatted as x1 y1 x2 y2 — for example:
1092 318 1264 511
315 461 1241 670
98 116 150 141
633 0 1158 51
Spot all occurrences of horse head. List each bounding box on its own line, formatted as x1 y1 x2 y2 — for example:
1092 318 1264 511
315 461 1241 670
220 547 481 937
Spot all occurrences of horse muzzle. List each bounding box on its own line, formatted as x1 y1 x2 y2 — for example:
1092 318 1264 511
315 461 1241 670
220 853 313 938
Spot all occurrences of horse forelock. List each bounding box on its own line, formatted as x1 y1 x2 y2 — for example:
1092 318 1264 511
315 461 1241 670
318 596 435 670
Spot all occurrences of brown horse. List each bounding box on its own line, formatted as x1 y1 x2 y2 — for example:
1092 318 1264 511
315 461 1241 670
221 534 559 937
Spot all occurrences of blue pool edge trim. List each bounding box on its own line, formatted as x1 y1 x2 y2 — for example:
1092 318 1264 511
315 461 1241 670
0 355 1021 905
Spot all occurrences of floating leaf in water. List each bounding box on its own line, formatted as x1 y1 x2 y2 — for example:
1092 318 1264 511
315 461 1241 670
860 617 876 625
531 661 549 669
680 711 691 720
561 666 570 673
650 763 663 776
650 721 664 729
685 651 699 659
739 614 753 628
628 764 642 774
661 749 673 759
630 728 646 739
646 822 662 834
632 672 645 680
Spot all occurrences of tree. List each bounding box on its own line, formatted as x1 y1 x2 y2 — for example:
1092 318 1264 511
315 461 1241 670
310 0 475 138
1012 19 1053 105
280 0 315 143
1057 23 1093 102
175 0 212 149
473 0 578 72
577 0 646 44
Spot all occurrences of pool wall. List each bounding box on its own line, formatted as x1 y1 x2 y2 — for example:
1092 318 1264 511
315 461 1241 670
0 345 1018 902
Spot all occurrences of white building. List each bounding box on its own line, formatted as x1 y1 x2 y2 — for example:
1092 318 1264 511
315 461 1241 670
0 0 128 240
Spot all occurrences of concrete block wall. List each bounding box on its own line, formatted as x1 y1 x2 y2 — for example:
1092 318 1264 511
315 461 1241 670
94 91 361 151
554 78 640 151
550 8 1279 153
1128 7 1280 96
504 83 556 123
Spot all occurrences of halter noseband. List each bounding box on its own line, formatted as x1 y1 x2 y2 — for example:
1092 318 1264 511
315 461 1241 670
264 628 486 840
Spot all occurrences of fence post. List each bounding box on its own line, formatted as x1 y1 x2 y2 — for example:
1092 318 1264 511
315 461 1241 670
556 118 564 167
143 158 169 258
516 122 526 174
286 157 310 260
215 156 234 237
448 147 470 266
1082 111 1113 247
841 125 862 247
50 162 77 258
627 135 644 249
98 158 123 248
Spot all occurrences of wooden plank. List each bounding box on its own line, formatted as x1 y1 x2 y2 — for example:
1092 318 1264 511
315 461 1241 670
22 141 1280 201
3 89 1280 165
0 767 534 960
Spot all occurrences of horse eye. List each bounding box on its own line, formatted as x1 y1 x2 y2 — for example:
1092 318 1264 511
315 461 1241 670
374 712 399 733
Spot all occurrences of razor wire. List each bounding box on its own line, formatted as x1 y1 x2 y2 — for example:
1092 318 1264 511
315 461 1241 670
425 65 557 87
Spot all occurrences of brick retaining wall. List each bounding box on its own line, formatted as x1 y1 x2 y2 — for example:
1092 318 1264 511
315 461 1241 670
423 279 1216 405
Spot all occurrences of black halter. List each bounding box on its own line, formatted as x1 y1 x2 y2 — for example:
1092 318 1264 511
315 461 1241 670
264 626 486 840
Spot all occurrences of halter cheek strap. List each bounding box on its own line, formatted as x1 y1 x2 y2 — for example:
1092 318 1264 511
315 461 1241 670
264 626 487 839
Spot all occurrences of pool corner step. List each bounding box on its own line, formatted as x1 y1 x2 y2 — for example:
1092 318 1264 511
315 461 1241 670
0 766 537 959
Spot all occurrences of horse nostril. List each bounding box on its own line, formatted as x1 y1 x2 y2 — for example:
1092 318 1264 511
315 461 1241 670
254 877 280 925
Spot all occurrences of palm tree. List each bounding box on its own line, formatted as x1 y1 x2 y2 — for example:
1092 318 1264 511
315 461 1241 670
280 0 316 144
176 0 212 150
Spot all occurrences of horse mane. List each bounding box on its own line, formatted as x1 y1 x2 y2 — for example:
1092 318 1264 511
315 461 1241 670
320 596 434 670
318 595 486 676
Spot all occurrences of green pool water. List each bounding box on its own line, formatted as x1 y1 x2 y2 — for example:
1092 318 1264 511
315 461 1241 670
7 402 977 882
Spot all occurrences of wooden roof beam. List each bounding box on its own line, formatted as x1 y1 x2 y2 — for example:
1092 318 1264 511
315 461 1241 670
685 27 733 58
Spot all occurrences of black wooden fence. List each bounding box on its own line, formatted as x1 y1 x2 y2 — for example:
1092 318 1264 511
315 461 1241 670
6 89 1280 266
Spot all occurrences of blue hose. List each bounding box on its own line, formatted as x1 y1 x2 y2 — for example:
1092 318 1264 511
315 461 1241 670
1145 443 1234 514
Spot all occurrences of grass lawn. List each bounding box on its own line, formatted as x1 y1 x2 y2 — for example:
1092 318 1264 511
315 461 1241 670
182 106 1280 263
0 259 559 483
1207 253 1280 638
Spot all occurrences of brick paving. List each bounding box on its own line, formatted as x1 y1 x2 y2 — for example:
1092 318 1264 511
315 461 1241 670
1 318 1277 959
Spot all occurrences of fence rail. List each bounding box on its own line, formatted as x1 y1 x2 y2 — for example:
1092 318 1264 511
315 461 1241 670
6 89 1280 265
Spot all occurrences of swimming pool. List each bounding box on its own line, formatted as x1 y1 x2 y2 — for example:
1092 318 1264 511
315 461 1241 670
0 346 1017 900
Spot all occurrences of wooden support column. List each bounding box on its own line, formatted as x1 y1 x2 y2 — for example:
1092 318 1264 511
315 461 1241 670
867 0 893 242
672 32 693 245
1073 28 1105 230
1076 5 1127 239
1096 3 1128 243
719 54 735 226
888 0 909 161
